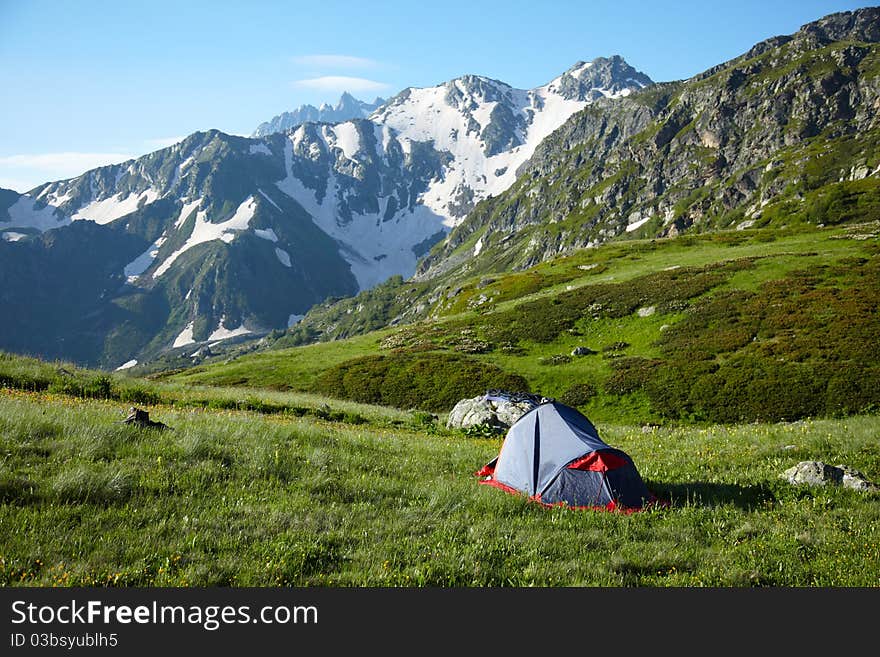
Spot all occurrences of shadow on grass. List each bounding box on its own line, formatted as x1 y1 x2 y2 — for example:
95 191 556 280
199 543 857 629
647 481 776 510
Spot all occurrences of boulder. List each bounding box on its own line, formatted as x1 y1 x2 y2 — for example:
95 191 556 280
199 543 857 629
782 461 842 487
781 461 878 492
571 346 596 356
838 465 880 492
446 396 534 431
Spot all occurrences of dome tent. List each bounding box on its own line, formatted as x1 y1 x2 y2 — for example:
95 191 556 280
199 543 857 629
476 401 657 511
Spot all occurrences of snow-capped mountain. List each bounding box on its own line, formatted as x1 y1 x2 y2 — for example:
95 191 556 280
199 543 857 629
252 92 385 137
371 56 651 223
0 56 651 368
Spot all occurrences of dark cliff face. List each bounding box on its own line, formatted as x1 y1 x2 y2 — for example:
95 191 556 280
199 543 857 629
416 7 880 279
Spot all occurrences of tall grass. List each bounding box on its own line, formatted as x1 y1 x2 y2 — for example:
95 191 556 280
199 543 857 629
1 392 878 587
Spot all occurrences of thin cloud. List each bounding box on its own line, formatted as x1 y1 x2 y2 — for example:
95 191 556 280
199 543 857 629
292 54 378 69
293 76 390 93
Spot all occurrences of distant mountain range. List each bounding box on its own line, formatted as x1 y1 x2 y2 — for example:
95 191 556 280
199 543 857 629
0 56 650 368
252 92 386 137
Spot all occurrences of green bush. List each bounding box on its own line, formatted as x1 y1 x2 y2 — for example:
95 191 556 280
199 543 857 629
48 375 112 400
559 383 598 408
313 352 529 412
467 259 747 346
116 385 161 406
605 358 663 396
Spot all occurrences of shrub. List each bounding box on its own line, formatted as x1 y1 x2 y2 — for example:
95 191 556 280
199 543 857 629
313 352 529 412
559 383 598 407
116 385 161 406
538 354 572 366
605 358 663 396
48 374 112 400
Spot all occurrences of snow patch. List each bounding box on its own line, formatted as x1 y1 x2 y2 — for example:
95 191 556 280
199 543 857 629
2 231 28 242
257 188 282 212
115 359 138 371
275 247 292 267
124 235 167 281
474 236 483 256
154 196 257 278
73 189 159 225
5 195 70 232
254 227 279 242
249 142 272 156
330 122 361 160
208 320 251 341
625 216 651 232
174 199 201 228
173 322 196 348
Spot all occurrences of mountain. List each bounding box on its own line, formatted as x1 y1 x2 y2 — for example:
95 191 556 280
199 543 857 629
258 6 880 346
252 93 386 137
1 57 650 368
417 7 880 280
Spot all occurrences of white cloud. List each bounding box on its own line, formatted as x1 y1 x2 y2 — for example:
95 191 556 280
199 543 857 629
293 76 390 93
292 54 378 69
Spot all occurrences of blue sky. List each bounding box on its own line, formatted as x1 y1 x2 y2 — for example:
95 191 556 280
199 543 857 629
0 0 871 192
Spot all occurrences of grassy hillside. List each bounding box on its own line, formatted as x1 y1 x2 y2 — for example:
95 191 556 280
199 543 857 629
165 223 880 425
1 387 878 586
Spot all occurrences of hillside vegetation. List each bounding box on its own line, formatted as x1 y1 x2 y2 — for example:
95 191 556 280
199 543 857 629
166 223 880 425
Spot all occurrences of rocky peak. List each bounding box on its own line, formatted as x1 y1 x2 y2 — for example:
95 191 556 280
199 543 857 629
252 93 386 137
549 55 653 100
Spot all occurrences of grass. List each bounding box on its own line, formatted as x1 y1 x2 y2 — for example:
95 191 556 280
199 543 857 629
1 389 878 586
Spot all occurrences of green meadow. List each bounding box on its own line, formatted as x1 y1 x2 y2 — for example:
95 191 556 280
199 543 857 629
0 373 878 587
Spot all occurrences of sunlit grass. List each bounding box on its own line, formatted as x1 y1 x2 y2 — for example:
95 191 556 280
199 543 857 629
1 391 878 587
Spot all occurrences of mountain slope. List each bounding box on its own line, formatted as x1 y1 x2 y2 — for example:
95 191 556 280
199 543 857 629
1 58 650 368
418 7 880 280
252 92 385 137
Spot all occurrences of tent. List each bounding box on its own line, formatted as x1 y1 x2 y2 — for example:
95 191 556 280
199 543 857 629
476 401 657 511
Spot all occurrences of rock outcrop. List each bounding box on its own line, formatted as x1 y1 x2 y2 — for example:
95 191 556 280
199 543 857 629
781 460 879 492
446 395 535 431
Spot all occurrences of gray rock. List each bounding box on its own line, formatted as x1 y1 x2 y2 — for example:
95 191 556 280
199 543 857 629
446 396 533 431
494 400 534 427
446 397 497 430
782 461 842 487
571 346 596 356
837 465 880 492
781 460 879 492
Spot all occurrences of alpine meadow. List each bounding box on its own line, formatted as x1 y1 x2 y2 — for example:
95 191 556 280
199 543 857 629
1 5 880 588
